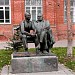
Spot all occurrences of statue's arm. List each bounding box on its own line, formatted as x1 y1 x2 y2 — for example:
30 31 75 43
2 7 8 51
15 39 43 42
43 20 50 30
32 22 37 34
22 30 32 36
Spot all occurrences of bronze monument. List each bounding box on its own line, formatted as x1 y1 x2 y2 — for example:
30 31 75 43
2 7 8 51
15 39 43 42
13 12 55 55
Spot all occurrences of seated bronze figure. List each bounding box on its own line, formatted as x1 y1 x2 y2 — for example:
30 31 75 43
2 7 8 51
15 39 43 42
33 13 55 54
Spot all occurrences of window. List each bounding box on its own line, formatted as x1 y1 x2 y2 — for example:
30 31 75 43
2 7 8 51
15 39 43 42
25 0 42 21
64 0 75 23
0 0 11 24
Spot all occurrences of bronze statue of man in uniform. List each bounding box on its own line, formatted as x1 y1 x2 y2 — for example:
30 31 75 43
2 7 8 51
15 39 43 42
33 13 55 54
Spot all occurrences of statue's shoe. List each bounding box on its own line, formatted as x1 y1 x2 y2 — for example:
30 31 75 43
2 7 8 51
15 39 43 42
43 51 49 54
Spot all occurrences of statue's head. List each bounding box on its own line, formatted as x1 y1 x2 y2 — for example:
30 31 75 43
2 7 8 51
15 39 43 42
37 13 43 21
25 12 31 20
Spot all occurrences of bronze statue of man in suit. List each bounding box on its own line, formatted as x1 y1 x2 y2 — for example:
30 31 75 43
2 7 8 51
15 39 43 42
33 13 55 54
19 12 38 53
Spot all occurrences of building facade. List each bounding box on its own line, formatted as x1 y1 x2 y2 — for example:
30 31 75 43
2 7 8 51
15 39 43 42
0 0 75 41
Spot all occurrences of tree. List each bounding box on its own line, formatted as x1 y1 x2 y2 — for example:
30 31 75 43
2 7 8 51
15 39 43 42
66 0 73 57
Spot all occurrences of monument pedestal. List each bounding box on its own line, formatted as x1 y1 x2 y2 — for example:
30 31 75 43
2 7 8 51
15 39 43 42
11 52 58 73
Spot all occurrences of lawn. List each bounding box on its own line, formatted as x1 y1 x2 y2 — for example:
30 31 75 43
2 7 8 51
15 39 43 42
51 47 75 71
0 47 75 71
0 49 12 70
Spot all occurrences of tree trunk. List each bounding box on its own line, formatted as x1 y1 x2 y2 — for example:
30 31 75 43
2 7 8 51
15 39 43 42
66 0 73 57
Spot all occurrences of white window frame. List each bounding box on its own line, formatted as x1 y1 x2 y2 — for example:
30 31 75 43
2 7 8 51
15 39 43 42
25 0 42 21
64 0 67 22
64 0 75 23
0 0 11 24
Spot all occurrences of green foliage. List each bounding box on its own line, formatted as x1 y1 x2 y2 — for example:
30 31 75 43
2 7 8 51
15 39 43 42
73 47 75 56
0 50 13 70
51 47 67 63
65 60 75 71
51 47 75 71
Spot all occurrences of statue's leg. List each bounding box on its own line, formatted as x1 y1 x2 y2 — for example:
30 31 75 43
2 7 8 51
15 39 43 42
44 33 48 49
21 35 28 51
40 31 46 43
48 29 55 44
34 35 40 54
40 31 48 53
47 40 50 53
13 42 18 52
40 42 44 53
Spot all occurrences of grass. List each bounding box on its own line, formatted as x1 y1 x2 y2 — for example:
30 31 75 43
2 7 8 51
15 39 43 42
51 47 75 71
0 47 75 71
0 49 13 70
51 47 67 63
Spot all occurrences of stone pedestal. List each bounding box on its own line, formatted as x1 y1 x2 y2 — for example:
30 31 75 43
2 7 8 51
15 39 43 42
11 52 58 73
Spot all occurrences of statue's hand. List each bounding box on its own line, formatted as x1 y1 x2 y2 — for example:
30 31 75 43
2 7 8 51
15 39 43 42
31 34 36 37
30 30 36 37
42 26 50 30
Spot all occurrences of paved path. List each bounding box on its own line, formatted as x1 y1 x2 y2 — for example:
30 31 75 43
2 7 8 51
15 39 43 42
0 40 75 49
1 64 75 75
53 40 75 47
0 41 12 49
